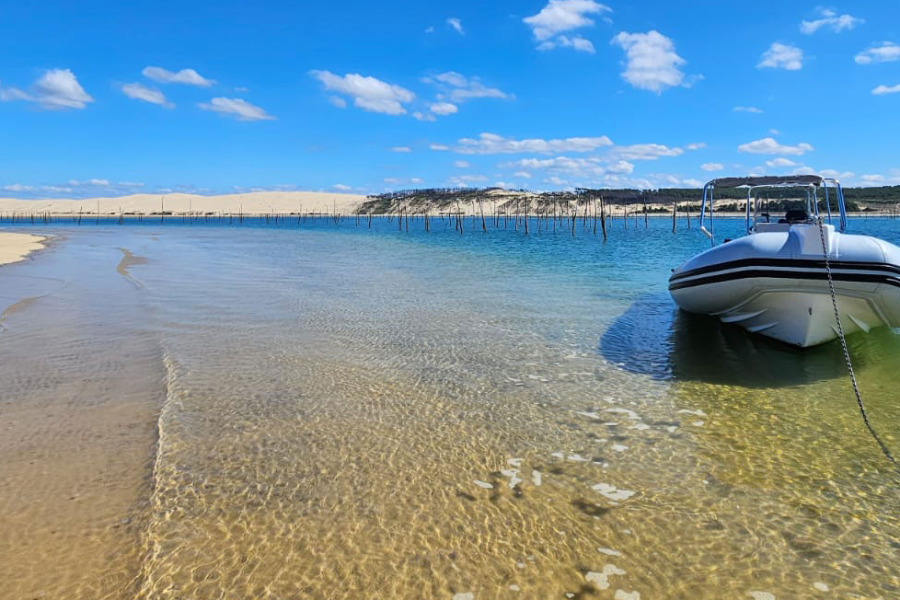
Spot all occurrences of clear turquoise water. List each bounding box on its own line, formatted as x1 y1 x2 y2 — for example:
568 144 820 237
1 215 898 599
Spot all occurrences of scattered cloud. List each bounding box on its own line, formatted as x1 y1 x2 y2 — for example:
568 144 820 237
453 160 471 168
855 42 900 64
872 84 900 95
333 184 352 191
429 144 450 151
514 171 532 178
425 26 435 34
737 137 813 155
610 143 683 160
544 175 568 186
390 146 411 153
412 111 436 121
611 31 687 92
701 163 724 172
430 102 458 115
1 68 93 110
121 82 173 108
142 66 214 87
198 97 275 121
422 72 511 103
383 178 400 184
523 0 611 53
310 70 414 115
682 178 704 187
769 128 781 135
447 18 464 35
758 43 803 70
455 132 613 154
800 8 863 35
733 105 763 114
2 184 35 192
327 96 347 108
766 157 799 167
686 142 706 150
448 174 488 186
538 35 596 53
506 156 634 178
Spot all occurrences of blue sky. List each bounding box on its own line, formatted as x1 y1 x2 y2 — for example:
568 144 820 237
1 0 899 198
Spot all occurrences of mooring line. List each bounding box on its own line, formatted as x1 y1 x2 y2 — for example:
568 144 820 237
816 218 898 472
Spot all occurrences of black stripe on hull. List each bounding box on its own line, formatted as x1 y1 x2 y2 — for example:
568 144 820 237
668 268 900 292
670 258 900 283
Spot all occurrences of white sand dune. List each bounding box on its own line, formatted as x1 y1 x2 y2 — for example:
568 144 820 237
0 191 367 216
0 233 46 266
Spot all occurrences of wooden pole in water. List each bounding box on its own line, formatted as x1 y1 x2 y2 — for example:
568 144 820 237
672 201 677 233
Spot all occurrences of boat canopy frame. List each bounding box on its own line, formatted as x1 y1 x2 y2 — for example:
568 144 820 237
698 175 847 245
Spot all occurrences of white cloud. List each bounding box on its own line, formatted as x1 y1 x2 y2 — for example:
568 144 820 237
514 171 532 178
860 174 885 184
538 35 596 53
769 128 781 135
737 137 813 155
683 178 704 187
766 157 798 167
758 43 803 70
425 26 435 34
327 96 347 108
412 111 436 121
701 163 724 172
310 70 414 115
453 160 471 168
505 156 634 178
686 142 706 150
524 0 611 48
545 176 568 186
423 72 511 103
855 42 900 64
142 66 214 87
430 144 450 151
384 178 400 184
448 174 488 186
800 8 863 35
430 102 458 115
611 31 687 92
333 184 351 191
447 18 464 34
610 143 683 160
872 84 900 95
1 69 94 109
198 97 275 121
456 132 613 154
2 184 34 192
410 177 424 184
121 82 173 108
391 146 411 153
733 105 763 114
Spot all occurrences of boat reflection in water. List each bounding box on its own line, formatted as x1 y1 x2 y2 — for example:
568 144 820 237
600 293 899 388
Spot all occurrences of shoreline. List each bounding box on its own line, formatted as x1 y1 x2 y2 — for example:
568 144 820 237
0 232 47 267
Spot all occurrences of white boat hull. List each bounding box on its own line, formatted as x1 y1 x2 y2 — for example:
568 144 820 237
669 224 900 347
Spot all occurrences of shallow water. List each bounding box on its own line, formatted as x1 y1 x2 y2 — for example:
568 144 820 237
1 216 898 599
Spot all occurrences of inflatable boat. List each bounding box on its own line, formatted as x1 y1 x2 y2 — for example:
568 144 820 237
669 175 900 347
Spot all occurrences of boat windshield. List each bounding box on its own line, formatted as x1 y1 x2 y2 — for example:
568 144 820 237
697 176 847 244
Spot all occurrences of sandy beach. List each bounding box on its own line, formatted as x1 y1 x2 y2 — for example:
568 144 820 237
0 191 366 217
0 232 46 266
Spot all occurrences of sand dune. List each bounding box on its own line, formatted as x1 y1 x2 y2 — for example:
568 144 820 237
0 191 367 216
0 233 46 266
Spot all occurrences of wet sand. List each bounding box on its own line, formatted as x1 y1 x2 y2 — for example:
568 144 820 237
0 232 46 266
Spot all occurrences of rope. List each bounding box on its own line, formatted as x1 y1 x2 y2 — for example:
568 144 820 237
816 218 898 469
